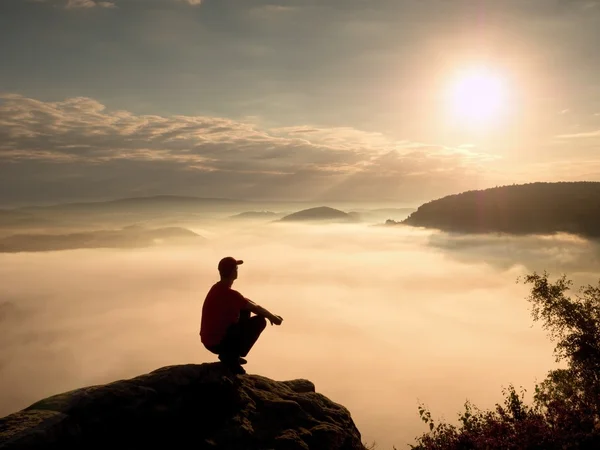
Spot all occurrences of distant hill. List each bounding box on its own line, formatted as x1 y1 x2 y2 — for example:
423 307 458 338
17 195 250 214
400 182 600 238
229 211 279 220
0 225 204 253
0 196 254 231
279 206 355 223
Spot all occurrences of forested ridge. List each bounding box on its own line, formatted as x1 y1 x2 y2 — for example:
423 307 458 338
402 182 600 237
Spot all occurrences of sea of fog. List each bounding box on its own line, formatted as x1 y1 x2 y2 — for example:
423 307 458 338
2 222 600 448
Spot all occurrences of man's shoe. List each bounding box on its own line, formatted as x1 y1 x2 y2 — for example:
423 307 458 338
218 354 233 363
231 364 246 375
218 355 247 374
218 354 247 365
223 360 246 375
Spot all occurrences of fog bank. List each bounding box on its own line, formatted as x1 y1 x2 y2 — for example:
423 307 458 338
2 223 595 448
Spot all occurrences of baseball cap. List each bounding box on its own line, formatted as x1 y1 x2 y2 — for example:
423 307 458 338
218 256 244 274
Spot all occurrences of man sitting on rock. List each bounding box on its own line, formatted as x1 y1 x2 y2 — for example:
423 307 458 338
200 256 283 374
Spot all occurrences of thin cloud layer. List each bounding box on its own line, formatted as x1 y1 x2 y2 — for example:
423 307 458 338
556 130 600 139
66 0 116 8
0 94 493 204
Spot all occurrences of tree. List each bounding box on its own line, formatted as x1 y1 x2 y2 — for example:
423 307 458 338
410 271 600 450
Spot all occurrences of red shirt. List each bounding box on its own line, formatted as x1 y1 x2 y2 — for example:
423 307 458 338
200 281 249 348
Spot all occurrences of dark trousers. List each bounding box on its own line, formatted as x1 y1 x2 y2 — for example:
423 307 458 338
207 310 267 358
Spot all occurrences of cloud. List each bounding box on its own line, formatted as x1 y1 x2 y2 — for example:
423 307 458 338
555 130 600 139
0 94 494 204
425 230 600 276
247 4 298 18
66 0 115 8
180 0 202 5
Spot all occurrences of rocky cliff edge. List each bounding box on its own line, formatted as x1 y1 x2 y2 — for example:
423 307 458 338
0 363 364 450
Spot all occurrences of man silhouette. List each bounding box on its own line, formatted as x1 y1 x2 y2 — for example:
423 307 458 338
200 257 283 374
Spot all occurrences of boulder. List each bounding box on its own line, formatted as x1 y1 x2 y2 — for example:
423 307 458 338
0 363 364 450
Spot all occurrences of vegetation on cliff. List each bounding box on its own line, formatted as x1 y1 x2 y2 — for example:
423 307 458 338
411 271 600 449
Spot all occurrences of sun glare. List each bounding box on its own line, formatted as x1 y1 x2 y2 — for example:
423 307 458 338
446 66 509 128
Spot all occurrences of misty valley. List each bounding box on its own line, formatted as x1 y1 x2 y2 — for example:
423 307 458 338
2 183 600 448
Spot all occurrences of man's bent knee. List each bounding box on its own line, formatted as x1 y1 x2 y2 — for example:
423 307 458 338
255 316 267 329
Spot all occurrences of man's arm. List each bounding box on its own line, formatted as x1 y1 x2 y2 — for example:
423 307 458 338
244 298 283 325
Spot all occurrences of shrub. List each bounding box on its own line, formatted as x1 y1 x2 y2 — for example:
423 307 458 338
410 271 600 450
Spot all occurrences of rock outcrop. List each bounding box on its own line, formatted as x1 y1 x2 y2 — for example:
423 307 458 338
0 363 364 450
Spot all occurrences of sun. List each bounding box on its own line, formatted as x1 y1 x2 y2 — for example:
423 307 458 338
445 66 509 128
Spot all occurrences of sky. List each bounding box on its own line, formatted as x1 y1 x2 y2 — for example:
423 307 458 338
5 222 599 447
1 0 600 205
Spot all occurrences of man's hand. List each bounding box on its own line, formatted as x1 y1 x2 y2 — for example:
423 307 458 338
246 299 283 326
268 314 283 326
